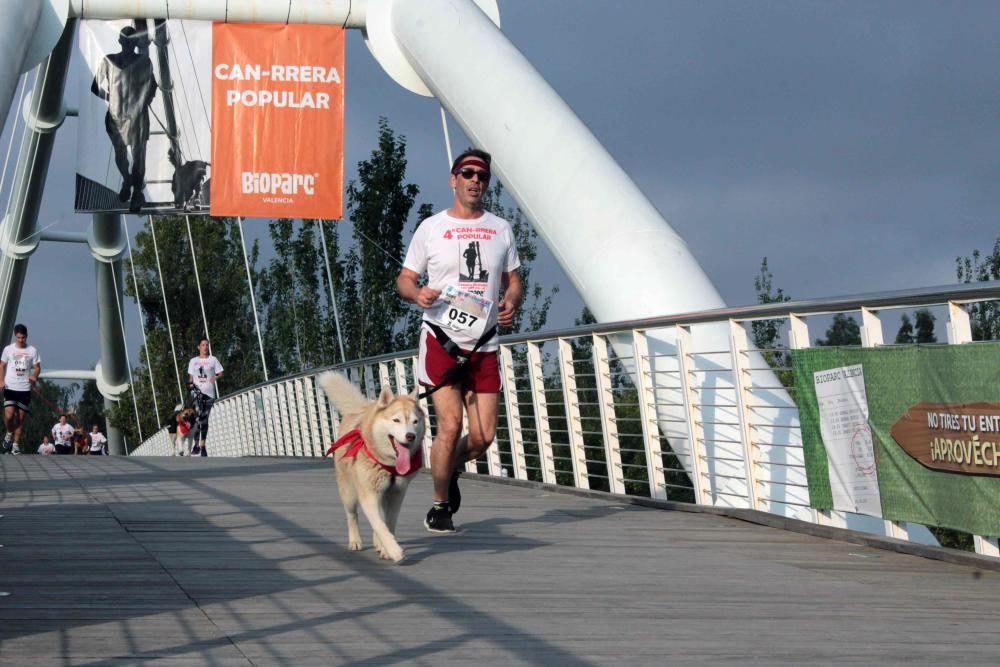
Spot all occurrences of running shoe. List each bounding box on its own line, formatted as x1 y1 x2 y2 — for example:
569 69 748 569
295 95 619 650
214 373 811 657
424 504 455 533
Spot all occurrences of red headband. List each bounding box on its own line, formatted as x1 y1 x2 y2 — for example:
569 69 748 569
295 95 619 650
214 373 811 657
452 157 490 175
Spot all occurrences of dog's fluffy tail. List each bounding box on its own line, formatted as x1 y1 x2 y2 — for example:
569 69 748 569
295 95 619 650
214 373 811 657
318 371 369 418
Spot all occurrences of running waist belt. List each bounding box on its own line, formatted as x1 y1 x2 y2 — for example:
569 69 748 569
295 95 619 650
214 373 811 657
418 321 497 400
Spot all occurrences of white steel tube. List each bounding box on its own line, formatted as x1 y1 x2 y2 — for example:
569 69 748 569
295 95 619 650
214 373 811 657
0 1 42 132
389 0 726 323
68 1 360 26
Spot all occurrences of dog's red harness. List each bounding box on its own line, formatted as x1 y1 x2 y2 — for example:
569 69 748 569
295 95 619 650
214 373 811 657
325 428 423 477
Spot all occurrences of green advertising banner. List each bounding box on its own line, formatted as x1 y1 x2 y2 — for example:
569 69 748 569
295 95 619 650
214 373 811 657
793 344 1000 537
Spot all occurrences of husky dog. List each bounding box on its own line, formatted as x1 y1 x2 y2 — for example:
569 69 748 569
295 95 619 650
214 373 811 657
175 407 197 456
319 372 425 563
168 148 210 211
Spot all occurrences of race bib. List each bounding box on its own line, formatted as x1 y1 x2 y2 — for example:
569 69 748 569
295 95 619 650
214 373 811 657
426 284 493 339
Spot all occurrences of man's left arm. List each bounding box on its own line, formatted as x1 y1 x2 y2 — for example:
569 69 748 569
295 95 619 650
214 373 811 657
497 270 524 328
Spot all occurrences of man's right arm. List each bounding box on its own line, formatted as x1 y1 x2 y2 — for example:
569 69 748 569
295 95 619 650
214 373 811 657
397 268 440 309
0 360 6 390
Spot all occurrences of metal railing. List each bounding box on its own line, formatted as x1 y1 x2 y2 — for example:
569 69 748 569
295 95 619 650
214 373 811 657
132 282 1000 557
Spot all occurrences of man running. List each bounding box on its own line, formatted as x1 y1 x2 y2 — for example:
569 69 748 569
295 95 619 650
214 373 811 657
91 25 157 213
52 414 75 455
397 148 523 533
0 324 41 455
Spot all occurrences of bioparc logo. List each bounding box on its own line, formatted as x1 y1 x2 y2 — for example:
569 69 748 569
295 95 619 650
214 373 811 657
241 171 318 204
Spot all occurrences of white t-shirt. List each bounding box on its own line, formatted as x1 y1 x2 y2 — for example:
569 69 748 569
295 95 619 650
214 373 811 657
403 210 520 351
52 422 74 445
89 431 107 452
1 344 40 391
188 355 224 398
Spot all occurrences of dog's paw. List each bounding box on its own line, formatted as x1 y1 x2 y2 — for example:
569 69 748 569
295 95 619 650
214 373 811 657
379 546 405 563
348 539 362 551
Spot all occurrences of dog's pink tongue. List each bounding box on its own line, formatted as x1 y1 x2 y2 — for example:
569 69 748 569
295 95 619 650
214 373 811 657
394 442 412 475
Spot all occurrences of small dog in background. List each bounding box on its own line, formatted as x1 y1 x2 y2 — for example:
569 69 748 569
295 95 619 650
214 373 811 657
319 372 425 563
168 147 210 211
175 407 197 456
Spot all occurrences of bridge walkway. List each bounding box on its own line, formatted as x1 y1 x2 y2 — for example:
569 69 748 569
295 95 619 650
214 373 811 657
0 456 997 665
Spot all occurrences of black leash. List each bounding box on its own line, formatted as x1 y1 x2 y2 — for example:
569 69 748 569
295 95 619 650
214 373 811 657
417 322 497 400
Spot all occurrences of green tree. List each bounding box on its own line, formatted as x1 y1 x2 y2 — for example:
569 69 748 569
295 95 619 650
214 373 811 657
393 203 436 351
338 117 421 360
109 215 265 449
18 380 76 452
914 309 937 343
259 219 338 375
751 257 793 387
956 236 1000 340
896 309 937 344
815 313 861 346
895 313 914 344
75 380 107 434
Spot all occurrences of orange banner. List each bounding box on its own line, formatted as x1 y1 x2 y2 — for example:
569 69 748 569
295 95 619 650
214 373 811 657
211 23 344 219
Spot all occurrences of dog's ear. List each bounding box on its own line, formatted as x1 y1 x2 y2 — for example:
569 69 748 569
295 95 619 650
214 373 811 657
409 387 419 400
377 384 393 407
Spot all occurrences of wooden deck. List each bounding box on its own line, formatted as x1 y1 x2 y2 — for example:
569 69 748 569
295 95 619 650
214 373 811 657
0 455 998 665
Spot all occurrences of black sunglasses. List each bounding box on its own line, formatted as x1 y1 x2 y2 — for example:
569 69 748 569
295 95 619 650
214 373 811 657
458 168 490 181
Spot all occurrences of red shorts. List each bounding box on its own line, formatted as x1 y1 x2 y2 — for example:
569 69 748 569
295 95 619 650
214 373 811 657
418 330 501 393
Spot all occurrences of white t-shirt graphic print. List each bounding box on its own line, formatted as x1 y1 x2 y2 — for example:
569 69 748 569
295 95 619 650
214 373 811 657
188 355 224 399
1 344 40 392
403 210 520 351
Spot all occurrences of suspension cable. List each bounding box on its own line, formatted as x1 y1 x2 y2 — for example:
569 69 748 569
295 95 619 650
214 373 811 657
149 215 184 402
167 28 202 158
439 106 454 167
316 219 347 363
179 21 211 131
124 217 160 420
237 216 269 381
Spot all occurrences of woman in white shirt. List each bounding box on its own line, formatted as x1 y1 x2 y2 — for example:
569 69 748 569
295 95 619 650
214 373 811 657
88 424 108 455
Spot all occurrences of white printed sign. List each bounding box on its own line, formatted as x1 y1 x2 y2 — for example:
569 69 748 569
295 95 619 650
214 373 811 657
814 364 883 517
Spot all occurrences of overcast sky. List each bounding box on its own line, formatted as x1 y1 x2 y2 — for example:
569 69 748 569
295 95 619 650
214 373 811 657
6 0 1000 376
